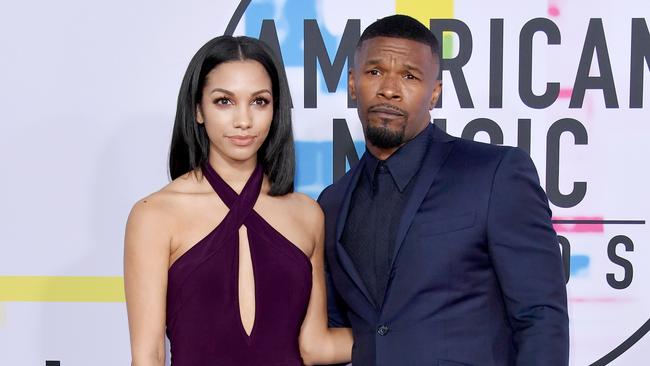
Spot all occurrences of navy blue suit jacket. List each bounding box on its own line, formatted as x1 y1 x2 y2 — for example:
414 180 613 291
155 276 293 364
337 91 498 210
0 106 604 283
318 125 569 366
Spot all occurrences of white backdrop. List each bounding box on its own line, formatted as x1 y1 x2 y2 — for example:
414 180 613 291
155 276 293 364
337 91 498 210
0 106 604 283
0 1 648 365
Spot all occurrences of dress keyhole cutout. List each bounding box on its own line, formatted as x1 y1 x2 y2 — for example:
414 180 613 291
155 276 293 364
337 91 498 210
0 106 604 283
237 225 256 337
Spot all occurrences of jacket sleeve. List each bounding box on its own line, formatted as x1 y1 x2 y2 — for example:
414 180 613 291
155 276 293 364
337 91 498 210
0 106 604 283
325 262 351 327
317 187 351 328
486 147 570 365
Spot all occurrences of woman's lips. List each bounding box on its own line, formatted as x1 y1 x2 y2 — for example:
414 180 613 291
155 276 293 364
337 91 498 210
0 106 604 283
227 135 256 146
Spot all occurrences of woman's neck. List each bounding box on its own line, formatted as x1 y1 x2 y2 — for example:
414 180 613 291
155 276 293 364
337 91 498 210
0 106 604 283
207 153 258 194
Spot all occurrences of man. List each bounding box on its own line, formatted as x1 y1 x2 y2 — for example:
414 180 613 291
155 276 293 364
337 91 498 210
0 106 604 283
318 14 569 366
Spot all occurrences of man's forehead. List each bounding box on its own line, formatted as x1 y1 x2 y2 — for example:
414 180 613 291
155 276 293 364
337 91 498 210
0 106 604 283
360 36 428 50
355 37 435 63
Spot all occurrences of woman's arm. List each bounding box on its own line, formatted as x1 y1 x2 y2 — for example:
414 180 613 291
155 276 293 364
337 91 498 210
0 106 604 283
124 199 171 366
298 203 353 365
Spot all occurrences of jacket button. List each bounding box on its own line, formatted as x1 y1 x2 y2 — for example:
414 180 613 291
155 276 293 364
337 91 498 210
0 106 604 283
377 325 389 336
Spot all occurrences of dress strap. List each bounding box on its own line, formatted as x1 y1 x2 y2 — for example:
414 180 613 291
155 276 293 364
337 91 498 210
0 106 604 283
201 163 263 227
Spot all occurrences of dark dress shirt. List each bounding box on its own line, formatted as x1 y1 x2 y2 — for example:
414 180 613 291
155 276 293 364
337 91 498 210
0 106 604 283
341 124 432 307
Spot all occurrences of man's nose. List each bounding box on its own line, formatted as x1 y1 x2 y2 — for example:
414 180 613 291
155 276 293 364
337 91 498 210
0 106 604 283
377 74 402 100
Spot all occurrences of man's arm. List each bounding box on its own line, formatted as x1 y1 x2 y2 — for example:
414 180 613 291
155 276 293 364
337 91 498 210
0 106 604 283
325 260 351 328
317 187 351 328
486 147 570 365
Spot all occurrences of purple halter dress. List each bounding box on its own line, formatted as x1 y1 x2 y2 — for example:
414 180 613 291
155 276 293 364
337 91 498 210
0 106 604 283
165 163 312 365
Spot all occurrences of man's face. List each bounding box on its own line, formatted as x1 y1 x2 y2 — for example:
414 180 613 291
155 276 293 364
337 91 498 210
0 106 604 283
350 36 441 150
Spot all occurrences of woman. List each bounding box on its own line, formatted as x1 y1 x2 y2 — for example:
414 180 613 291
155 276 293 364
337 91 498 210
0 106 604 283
124 35 352 365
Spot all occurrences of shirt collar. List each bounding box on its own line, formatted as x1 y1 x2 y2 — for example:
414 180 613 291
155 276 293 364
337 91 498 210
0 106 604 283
363 123 433 192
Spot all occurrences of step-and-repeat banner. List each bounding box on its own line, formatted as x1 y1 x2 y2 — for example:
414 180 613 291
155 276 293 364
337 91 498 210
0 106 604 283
1 0 648 365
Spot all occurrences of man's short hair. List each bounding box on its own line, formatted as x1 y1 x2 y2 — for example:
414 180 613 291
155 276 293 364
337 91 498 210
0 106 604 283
357 14 440 63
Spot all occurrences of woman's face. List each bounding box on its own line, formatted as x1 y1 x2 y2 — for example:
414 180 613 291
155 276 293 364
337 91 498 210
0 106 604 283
197 60 274 165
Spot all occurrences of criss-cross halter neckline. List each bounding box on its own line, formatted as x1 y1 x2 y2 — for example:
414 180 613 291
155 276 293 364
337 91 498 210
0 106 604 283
165 162 312 366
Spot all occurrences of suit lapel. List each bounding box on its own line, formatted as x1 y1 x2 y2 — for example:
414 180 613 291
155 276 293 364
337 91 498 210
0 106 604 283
389 127 456 271
334 154 376 307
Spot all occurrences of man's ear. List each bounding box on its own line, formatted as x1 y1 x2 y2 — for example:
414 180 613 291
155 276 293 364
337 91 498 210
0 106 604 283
348 68 357 101
196 105 204 124
429 80 442 110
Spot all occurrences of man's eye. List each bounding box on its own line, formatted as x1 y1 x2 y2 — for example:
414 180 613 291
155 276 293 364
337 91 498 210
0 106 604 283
368 69 381 76
404 74 416 80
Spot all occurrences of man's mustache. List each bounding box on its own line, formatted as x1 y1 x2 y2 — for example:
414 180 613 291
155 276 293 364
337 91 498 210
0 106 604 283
368 103 408 116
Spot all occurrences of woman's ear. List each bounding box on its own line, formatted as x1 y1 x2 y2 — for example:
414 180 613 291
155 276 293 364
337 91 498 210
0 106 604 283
196 105 204 124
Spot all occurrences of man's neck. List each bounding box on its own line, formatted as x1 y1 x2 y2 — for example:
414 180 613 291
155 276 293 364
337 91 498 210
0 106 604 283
366 144 402 161
366 122 430 160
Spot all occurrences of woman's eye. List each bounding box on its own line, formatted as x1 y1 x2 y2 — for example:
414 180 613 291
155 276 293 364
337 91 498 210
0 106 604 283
214 97 232 105
252 97 270 106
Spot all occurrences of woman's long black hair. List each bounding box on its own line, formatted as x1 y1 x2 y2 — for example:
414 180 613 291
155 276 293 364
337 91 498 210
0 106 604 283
169 35 294 196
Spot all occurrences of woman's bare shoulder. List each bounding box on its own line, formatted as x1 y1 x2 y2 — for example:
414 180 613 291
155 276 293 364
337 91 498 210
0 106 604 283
127 170 211 229
282 192 324 232
285 191 322 212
